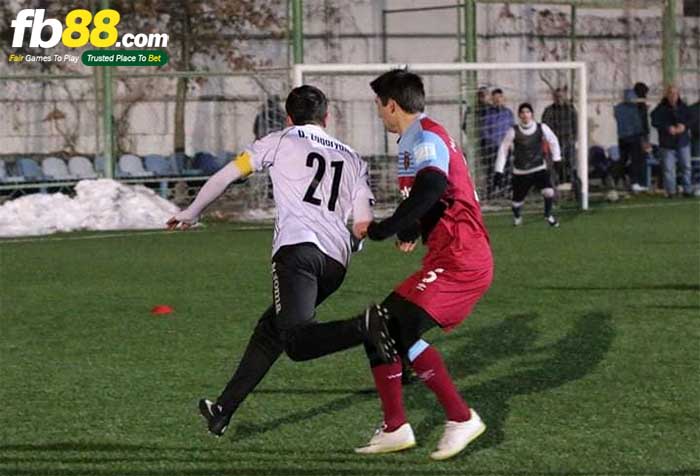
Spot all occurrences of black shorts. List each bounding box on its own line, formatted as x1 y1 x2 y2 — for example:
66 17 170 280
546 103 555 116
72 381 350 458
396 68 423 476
271 243 346 331
511 169 553 202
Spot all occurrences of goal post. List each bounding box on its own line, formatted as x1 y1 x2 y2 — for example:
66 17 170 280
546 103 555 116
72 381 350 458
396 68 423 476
293 62 589 211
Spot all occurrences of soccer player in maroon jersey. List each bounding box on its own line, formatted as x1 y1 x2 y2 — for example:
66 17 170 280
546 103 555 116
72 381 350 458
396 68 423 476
353 69 493 460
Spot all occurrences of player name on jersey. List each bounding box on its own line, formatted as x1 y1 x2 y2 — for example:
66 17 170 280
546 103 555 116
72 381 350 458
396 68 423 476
297 129 352 154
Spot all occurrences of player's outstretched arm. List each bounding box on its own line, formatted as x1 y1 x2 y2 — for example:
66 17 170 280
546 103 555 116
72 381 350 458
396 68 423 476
366 169 447 241
167 156 251 230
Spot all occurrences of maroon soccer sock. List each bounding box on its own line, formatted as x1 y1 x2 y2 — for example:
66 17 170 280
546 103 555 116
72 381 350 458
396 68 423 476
371 360 406 432
411 346 471 422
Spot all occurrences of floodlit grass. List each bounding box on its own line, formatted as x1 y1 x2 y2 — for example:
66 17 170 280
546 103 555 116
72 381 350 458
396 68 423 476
1 197 699 476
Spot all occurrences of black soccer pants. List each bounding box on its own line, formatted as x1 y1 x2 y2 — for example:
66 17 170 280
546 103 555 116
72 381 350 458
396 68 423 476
217 243 365 414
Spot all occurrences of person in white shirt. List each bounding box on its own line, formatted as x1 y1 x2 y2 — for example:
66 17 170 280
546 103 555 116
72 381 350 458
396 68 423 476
167 85 396 438
493 102 562 227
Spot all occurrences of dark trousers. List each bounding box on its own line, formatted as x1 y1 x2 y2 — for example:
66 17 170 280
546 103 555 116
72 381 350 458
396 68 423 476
619 136 645 186
217 243 364 414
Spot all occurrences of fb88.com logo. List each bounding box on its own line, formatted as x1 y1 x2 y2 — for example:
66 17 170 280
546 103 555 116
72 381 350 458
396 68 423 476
11 9 168 49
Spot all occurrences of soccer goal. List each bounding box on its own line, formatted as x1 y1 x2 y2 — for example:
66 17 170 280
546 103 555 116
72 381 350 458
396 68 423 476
293 62 588 211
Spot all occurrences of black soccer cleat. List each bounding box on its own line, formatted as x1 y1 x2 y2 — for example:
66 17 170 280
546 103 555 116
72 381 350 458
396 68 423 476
364 304 398 364
198 398 232 437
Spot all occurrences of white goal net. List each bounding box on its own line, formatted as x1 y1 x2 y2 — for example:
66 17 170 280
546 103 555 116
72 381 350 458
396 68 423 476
293 62 588 212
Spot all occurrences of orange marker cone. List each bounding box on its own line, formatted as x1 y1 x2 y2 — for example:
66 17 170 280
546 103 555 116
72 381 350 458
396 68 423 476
151 305 173 315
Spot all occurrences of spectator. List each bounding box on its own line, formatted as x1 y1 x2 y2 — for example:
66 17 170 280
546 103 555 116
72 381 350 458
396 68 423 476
462 86 490 197
461 86 490 135
651 85 693 197
688 100 699 158
542 87 578 192
614 89 647 192
481 88 514 199
253 95 286 140
633 82 656 188
633 82 651 143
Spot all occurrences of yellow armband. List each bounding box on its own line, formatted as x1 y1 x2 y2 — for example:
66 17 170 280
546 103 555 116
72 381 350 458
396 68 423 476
232 152 253 177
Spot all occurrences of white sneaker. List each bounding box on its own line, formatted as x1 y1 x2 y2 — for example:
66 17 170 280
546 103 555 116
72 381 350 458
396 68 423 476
354 423 416 454
513 216 523 226
631 183 648 193
430 410 486 461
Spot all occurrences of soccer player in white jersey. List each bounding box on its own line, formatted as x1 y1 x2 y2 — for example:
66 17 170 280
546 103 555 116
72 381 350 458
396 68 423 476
167 85 397 437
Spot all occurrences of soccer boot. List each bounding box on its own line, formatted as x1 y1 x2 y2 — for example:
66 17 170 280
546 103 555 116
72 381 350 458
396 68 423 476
198 398 232 437
354 423 417 454
545 215 560 228
430 410 486 461
363 304 397 364
513 216 523 227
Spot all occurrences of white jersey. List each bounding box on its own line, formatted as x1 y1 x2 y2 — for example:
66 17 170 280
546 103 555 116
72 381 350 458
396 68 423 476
245 124 374 267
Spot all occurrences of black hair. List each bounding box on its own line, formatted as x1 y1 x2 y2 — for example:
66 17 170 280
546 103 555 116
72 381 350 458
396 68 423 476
492 88 504 95
633 82 649 99
518 102 534 114
369 69 425 113
285 85 328 126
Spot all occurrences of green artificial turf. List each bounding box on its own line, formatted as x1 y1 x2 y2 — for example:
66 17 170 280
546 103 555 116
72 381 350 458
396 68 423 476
1 198 698 476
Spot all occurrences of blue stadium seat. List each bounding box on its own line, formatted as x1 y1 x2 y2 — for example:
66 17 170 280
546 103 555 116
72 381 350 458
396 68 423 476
68 156 98 179
170 153 202 176
607 145 620 162
42 157 76 180
0 160 25 183
16 158 45 181
144 154 176 176
194 152 226 175
118 154 154 177
691 159 700 185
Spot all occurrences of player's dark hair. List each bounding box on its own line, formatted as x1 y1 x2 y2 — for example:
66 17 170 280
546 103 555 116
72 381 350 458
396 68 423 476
518 102 534 114
370 69 425 113
492 88 504 95
285 85 328 126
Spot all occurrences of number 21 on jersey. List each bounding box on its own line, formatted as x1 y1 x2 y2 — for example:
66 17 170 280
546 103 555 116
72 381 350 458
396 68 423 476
303 152 344 211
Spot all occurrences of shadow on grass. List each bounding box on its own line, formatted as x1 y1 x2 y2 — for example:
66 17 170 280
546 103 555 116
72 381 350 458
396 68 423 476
6 312 696 475
410 311 615 454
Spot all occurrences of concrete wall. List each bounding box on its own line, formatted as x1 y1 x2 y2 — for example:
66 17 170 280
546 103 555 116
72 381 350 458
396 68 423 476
1 0 698 158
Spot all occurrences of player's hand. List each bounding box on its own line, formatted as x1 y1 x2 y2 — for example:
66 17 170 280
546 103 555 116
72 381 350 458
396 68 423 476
395 240 417 253
352 221 370 239
676 123 686 134
166 211 197 231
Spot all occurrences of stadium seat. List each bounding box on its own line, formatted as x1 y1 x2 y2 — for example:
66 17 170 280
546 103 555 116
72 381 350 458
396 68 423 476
170 153 202 176
194 152 227 175
42 157 76 180
16 158 45 181
68 156 98 179
144 154 176 176
94 156 118 177
607 145 620 162
691 159 700 186
118 154 154 177
0 160 25 182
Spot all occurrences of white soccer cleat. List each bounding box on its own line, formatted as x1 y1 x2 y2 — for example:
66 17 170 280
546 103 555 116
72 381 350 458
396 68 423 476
354 423 416 454
430 410 486 461
513 216 523 227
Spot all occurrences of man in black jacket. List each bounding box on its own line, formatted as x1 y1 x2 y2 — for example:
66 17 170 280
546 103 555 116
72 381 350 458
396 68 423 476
651 85 693 197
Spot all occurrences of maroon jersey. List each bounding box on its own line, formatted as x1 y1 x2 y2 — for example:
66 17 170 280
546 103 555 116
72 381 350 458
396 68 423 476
394 114 493 329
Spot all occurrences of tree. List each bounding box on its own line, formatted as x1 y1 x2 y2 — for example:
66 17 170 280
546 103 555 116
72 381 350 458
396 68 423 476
0 0 285 156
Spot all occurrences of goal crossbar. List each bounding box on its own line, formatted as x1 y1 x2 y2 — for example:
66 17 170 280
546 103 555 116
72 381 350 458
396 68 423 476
293 62 589 210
